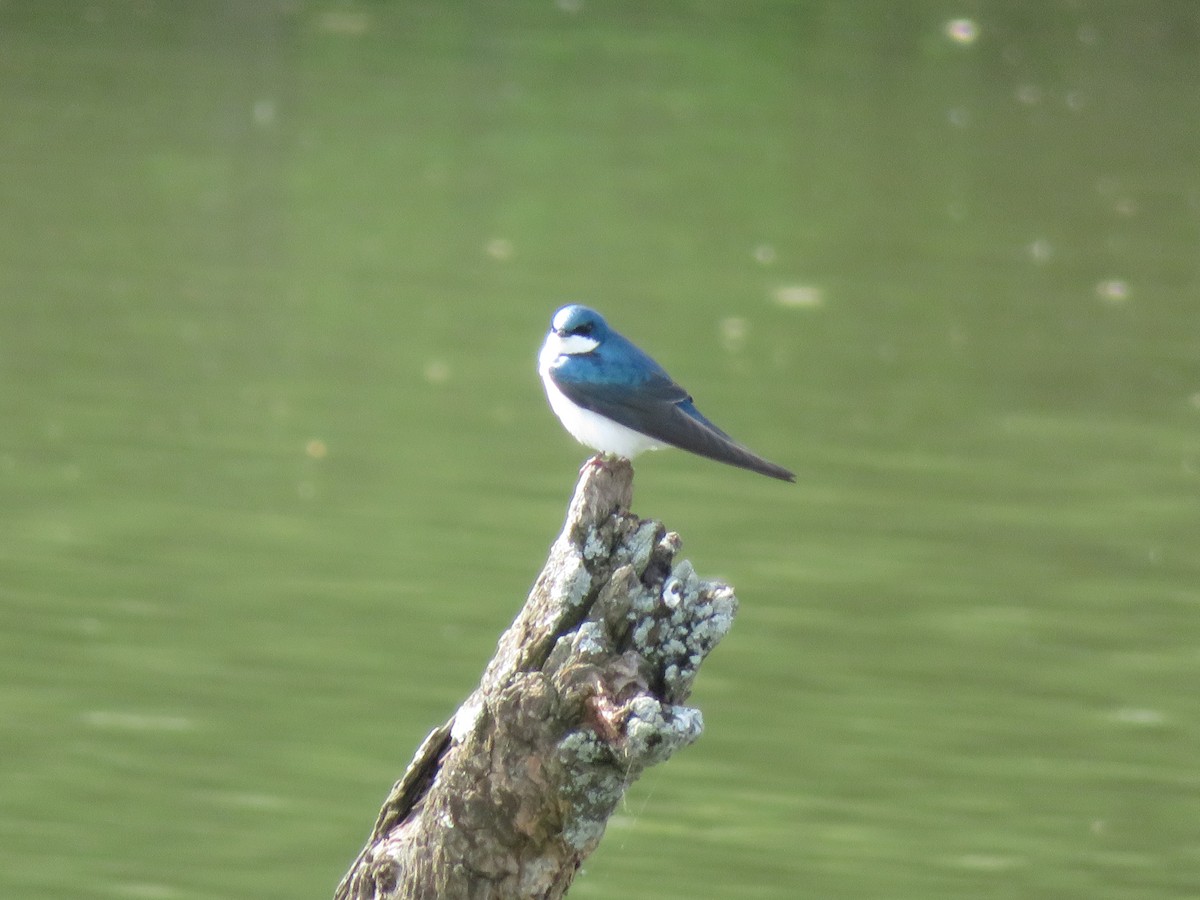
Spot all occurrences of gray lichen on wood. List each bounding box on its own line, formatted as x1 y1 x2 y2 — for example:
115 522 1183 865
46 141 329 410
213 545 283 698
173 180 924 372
335 458 738 900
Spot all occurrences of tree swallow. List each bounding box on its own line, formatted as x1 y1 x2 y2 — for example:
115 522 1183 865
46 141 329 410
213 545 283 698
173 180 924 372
538 304 795 482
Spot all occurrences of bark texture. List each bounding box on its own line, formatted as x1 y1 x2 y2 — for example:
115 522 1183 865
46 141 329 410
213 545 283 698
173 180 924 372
335 458 737 900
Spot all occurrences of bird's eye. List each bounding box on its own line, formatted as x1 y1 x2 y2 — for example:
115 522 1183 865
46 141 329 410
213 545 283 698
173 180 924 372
570 322 593 337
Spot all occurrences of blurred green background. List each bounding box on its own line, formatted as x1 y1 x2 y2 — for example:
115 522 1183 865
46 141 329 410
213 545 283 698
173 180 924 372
2 1 1198 897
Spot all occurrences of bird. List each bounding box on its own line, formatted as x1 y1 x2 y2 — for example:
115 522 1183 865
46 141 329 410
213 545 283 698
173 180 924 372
538 304 795 482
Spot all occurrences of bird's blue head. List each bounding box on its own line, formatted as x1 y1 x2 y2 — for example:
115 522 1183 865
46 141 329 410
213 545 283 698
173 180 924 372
550 304 607 339
547 304 609 355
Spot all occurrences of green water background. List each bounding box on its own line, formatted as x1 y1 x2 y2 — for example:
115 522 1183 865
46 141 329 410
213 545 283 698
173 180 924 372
2 2 1198 897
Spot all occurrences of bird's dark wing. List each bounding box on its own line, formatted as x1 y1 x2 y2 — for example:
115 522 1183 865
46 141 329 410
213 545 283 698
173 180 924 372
549 354 795 482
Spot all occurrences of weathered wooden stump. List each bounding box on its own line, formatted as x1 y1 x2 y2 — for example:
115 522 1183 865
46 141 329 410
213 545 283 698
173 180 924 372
335 458 738 900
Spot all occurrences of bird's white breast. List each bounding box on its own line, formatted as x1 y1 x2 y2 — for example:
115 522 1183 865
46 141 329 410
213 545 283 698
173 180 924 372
538 337 663 459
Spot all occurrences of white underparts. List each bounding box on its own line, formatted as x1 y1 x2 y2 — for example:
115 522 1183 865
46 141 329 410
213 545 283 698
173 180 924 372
538 335 664 459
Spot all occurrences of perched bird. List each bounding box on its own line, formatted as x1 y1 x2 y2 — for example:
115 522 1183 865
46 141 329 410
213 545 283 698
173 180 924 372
538 304 794 482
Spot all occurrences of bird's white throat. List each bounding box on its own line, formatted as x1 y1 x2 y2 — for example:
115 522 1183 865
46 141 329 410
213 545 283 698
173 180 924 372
541 331 599 359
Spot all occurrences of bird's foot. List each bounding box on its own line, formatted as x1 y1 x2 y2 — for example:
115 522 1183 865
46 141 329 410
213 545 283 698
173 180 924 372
579 453 623 477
